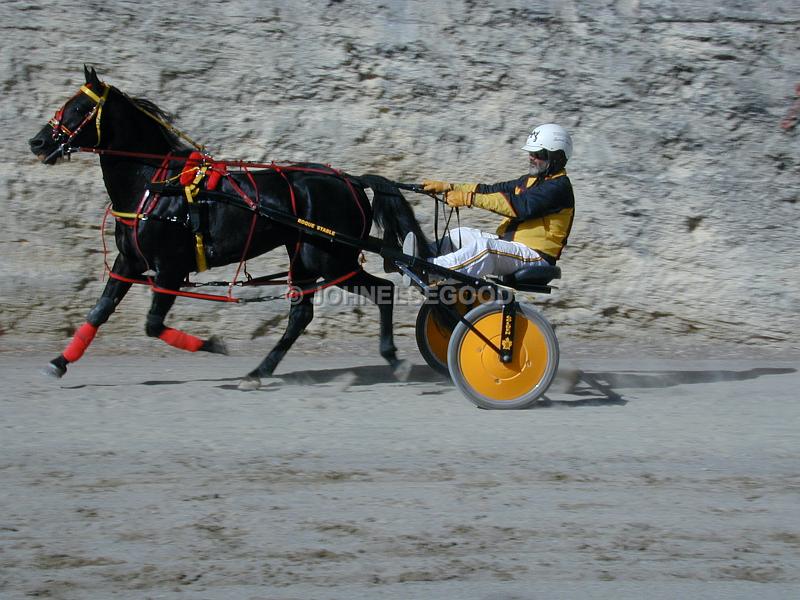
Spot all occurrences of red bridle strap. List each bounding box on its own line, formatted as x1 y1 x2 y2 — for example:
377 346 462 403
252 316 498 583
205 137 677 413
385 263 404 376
49 83 110 148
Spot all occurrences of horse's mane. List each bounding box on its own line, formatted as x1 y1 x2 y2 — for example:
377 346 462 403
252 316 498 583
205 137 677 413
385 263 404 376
124 90 191 151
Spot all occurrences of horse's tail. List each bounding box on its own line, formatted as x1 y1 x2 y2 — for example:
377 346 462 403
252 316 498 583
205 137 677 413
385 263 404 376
359 174 431 259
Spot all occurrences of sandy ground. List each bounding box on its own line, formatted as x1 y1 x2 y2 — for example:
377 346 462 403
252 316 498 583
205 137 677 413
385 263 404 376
1 341 799 599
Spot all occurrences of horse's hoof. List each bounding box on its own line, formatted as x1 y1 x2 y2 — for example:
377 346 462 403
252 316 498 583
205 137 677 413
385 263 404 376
238 375 261 391
392 359 412 382
555 367 582 394
202 335 229 355
43 362 66 379
332 371 358 392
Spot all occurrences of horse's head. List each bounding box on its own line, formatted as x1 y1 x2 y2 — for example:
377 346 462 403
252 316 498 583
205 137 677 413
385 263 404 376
29 66 111 164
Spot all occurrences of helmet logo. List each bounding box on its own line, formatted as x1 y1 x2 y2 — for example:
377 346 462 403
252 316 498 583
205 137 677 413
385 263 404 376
530 130 539 142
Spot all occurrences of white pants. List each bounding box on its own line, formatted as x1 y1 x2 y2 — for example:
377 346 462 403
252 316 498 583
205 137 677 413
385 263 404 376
431 226 548 278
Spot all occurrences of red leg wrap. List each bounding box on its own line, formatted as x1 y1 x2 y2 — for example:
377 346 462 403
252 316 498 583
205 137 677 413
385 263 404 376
158 327 204 352
62 323 98 362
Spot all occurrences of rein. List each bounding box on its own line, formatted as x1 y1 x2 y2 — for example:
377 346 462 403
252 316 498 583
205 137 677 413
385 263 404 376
118 88 207 152
395 182 459 254
70 145 369 177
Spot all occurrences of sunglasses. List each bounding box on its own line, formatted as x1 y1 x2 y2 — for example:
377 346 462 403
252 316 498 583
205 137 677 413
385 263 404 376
528 149 549 160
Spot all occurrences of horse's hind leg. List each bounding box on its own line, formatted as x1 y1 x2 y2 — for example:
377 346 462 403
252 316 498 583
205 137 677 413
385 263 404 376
339 270 411 380
46 255 135 378
239 295 315 391
144 272 229 355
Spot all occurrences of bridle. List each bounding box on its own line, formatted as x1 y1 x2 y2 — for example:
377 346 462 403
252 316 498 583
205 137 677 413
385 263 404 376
45 80 207 163
45 83 111 162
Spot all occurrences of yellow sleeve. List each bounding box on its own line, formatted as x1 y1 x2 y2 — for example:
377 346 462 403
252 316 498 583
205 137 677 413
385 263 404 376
473 192 517 217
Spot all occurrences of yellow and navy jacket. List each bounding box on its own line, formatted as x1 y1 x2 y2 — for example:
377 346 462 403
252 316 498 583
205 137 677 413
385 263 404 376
466 171 574 262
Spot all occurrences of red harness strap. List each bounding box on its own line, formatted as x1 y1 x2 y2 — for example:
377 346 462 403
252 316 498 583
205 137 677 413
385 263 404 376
125 155 174 277
105 270 242 303
287 269 361 300
102 206 242 303
179 151 229 190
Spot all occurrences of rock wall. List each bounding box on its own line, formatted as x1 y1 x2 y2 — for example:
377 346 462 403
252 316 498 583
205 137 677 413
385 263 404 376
2 0 799 355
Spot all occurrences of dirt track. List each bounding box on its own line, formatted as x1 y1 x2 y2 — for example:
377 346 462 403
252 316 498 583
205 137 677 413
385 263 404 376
4 1 800 596
2 347 798 599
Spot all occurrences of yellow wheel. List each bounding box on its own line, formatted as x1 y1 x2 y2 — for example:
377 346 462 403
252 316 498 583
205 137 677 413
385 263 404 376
414 286 482 376
447 302 559 409
415 302 454 376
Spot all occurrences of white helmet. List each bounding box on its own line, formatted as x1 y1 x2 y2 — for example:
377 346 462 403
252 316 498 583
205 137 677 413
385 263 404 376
522 123 573 161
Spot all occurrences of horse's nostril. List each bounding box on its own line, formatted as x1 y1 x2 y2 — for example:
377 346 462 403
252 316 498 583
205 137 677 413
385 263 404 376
29 137 43 149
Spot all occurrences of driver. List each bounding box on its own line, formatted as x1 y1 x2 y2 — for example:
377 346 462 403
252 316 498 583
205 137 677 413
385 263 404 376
406 123 574 280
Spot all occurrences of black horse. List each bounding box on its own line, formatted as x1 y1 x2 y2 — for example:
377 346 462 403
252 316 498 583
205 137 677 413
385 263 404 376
28 66 429 390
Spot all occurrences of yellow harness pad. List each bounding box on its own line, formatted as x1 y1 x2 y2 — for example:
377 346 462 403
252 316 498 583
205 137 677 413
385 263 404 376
184 166 210 272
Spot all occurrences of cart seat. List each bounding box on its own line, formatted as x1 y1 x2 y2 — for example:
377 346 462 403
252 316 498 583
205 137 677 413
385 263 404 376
496 264 561 292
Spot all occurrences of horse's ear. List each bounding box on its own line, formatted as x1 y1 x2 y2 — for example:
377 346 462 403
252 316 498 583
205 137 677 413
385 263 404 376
83 64 101 86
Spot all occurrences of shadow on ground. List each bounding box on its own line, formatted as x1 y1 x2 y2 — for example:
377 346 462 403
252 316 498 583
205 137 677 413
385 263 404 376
61 364 796 410
584 367 796 389
535 367 797 409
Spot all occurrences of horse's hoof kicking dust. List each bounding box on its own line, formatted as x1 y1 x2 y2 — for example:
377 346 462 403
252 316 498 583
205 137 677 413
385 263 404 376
392 359 412 382
332 371 358 392
203 335 229 355
238 376 261 391
42 362 66 379
553 367 582 394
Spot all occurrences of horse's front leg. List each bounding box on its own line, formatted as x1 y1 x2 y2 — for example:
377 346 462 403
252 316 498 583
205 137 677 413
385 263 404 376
340 270 411 381
46 255 137 378
238 295 315 391
145 272 228 355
